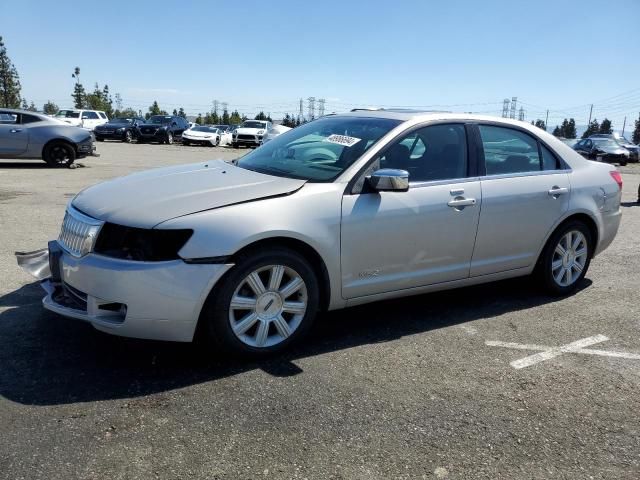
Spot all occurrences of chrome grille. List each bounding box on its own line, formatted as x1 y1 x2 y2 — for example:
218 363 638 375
58 207 104 257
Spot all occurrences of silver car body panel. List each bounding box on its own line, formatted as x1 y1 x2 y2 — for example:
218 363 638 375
72 160 306 228
18 112 622 341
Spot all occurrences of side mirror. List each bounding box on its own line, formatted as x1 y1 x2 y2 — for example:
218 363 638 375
366 169 409 192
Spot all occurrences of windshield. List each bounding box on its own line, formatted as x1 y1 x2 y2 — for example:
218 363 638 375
148 115 172 124
242 121 267 129
237 116 402 182
213 125 229 131
593 139 619 148
55 110 80 118
193 126 217 132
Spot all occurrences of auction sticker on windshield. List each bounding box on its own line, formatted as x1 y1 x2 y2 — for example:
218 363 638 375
324 134 361 147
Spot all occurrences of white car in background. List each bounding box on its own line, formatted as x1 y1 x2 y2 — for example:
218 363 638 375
55 109 108 130
232 120 272 148
211 125 234 146
263 124 292 143
182 126 223 147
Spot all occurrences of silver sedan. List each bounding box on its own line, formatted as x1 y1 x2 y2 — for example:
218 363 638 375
17 111 622 356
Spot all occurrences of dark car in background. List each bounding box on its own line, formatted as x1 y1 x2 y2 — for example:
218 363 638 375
94 117 145 143
574 137 628 165
136 115 189 144
589 134 639 162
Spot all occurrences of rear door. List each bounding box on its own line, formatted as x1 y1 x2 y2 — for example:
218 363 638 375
470 124 570 276
0 112 29 156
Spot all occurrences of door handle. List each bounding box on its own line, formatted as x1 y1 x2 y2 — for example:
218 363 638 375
10 129 22 133
447 197 476 208
548 186 569 197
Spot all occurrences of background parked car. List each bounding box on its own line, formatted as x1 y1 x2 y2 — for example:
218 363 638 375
211 125 233 145
0 108 96 166
231 120 272 148
136 115 189 144
573 138 629 165
54 109 108 130
182 125 222 147
589 133 639 162
94 117 145 143
263 124 292 143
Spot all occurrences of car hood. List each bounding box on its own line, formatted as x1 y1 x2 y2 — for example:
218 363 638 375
72 160 306 228
595 145 627 154
98 122 132 128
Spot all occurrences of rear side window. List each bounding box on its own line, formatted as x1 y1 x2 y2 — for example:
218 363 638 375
541 144 560 170
82 111 99 119
478 125 542 174
98 112 107 119
21 114 40 124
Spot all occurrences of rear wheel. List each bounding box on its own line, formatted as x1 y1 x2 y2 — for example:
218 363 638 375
200 248 319 357
96 136 104 142
43 141 76 167
166 132 174 144
123 130 133 143
537 221 592 295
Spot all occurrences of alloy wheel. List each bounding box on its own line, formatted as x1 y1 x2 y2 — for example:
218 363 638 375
228 265 308 348
551 230 588 287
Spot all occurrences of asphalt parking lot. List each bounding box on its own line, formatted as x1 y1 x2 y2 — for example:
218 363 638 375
1 142 639 479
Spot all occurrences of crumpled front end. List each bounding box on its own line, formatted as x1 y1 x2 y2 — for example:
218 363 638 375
16 207 233 342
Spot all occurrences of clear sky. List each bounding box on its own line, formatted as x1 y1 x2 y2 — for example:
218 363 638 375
2 0 639 130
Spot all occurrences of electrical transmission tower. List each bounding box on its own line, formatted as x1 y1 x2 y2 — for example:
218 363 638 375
518 107 525 121
222 102 228 113
318 98 325 117
502 98 510 118
212 100 219 114
299 98 304 123
509 97 517 119
307 97 316 121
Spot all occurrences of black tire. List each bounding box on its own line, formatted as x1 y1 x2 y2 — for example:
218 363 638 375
214 137 220 147
619 159 627 166
43 141 76 167
536 220 592 296
183 140 190 146
137 138 145 144
123 130 133 143
200 247 320 357
232 142 238 148
166 132 174 144
96 136 104 142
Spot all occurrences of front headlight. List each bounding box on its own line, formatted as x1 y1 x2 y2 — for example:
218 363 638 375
257 130 265 135
116 128 124 133
94 224 193 261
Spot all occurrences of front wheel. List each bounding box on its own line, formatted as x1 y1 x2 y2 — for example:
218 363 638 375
166 132 174 144
232 142 238 148
537 221 592 295
123 130 133 143
200 248 320 357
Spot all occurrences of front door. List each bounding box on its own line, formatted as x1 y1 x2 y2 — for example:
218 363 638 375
0 114 29 156
340 123 482 299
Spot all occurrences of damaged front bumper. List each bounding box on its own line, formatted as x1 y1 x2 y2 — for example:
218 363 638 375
15 241 232 342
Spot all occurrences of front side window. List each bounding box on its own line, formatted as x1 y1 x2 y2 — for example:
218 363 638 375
376 124 468 182
148 115 172 124
82 111 99 119
479 125 543 174
237 116 401 181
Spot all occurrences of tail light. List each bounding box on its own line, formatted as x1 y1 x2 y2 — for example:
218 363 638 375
609 171 623 190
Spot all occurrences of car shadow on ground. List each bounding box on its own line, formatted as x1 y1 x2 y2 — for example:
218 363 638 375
0 161 50 169
621 201 638 207
0 277 590 406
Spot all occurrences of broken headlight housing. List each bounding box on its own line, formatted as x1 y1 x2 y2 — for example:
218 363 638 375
94 223 193 261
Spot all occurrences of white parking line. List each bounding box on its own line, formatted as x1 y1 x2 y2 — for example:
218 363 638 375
486 335 640 369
